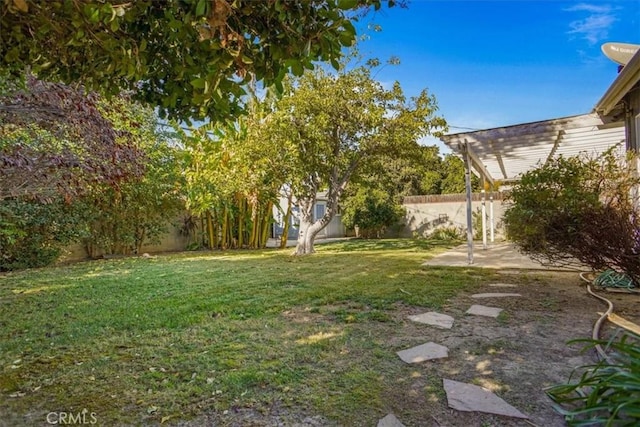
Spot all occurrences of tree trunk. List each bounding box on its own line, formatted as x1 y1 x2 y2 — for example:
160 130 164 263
220 205 229 249
206 210 215 250
248 201 258 248
294 195 336 255
237 194 245 248
259 201 273 248
280 193 292 249
135 228 145 254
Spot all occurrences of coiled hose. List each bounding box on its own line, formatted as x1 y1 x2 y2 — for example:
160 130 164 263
593 269 636 291
579 271 638 363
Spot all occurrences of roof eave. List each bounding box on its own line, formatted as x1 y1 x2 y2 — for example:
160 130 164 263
595 50 640 117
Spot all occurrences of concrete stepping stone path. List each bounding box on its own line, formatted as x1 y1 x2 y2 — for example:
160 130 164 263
443 379 529 419
389 289 528 423
377 413 405 427
471 292 521 298
407 312 454 329
466 304 503 318
397 342 449 364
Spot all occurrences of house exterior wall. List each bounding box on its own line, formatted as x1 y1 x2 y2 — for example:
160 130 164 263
272 193 347 240
625 82 640 151
316 212 346 238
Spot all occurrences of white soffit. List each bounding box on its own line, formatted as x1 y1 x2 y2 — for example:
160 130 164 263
440 113 626 182
596 49 640 116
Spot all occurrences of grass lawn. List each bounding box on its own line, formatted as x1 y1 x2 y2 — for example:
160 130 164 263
0 239 497 425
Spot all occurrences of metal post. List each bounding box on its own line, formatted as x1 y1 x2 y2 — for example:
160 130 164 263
489 192 495 243
463 142 474 264
481 189 487 249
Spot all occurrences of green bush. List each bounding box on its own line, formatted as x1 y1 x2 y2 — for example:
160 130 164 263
0 199 85 270
428 226 464 241
341 187 405 239
503 148 640 284
547 334 640 426
79 96 183 257
0 95 183 269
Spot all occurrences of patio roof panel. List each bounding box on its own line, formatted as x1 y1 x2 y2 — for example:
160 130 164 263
440 113 626 183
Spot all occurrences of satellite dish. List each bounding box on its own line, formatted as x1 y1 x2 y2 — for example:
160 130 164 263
601 42 640 66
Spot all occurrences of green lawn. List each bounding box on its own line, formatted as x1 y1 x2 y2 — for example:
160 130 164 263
0 239 496 425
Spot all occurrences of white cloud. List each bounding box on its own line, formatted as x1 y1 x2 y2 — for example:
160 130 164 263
565 3 612 14
565 3 618 45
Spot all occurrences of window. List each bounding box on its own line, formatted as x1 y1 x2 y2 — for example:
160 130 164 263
314 203 326 221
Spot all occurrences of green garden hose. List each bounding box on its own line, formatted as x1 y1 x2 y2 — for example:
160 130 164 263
593 269 636 291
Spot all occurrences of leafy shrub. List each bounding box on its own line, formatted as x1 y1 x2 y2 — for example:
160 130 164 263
428 226 465 241
503 148 640 284
0 199 85 270
80 98 183 257
341 187 405 239
547 334 640 425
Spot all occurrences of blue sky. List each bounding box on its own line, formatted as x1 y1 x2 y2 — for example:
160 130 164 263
355 0 640 152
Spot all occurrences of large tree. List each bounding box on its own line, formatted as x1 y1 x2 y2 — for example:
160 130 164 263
439 153 479 194
1 0 400 122
272 66 446 255
340 145 443 237
356 145 444 197
0 89 173 269
0 75 145 202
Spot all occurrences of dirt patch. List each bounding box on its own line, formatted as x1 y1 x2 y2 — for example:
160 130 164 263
380 271 640 427
182 271 639 427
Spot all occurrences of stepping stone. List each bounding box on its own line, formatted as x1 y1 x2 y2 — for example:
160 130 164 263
408 312 454 329
466 305 503 318
397 342 448 364
443 379 528 419
488 283 518 288
377 413 405 427
471 293 521 298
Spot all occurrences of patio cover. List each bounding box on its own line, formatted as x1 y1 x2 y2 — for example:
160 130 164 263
440 112 626 185
439 112 626 264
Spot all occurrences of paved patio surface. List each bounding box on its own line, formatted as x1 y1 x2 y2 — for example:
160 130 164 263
422 242 581 271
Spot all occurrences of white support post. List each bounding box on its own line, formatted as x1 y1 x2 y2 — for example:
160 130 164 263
489 192 495 243
481 189 487 249
463 142 474 264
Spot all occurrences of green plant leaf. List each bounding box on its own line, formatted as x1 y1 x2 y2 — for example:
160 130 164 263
338 0 358 10
190 78 206 89
196 0 207 16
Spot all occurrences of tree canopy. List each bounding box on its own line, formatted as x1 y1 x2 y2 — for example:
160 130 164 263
0 76 145 202
271 65 446 254
1 0 399 122
0 92 179 269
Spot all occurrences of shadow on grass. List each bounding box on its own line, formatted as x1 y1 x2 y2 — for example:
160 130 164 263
0 237 490 426
316 238 457 253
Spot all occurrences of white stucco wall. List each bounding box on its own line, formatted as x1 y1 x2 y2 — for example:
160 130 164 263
398 194 508 239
